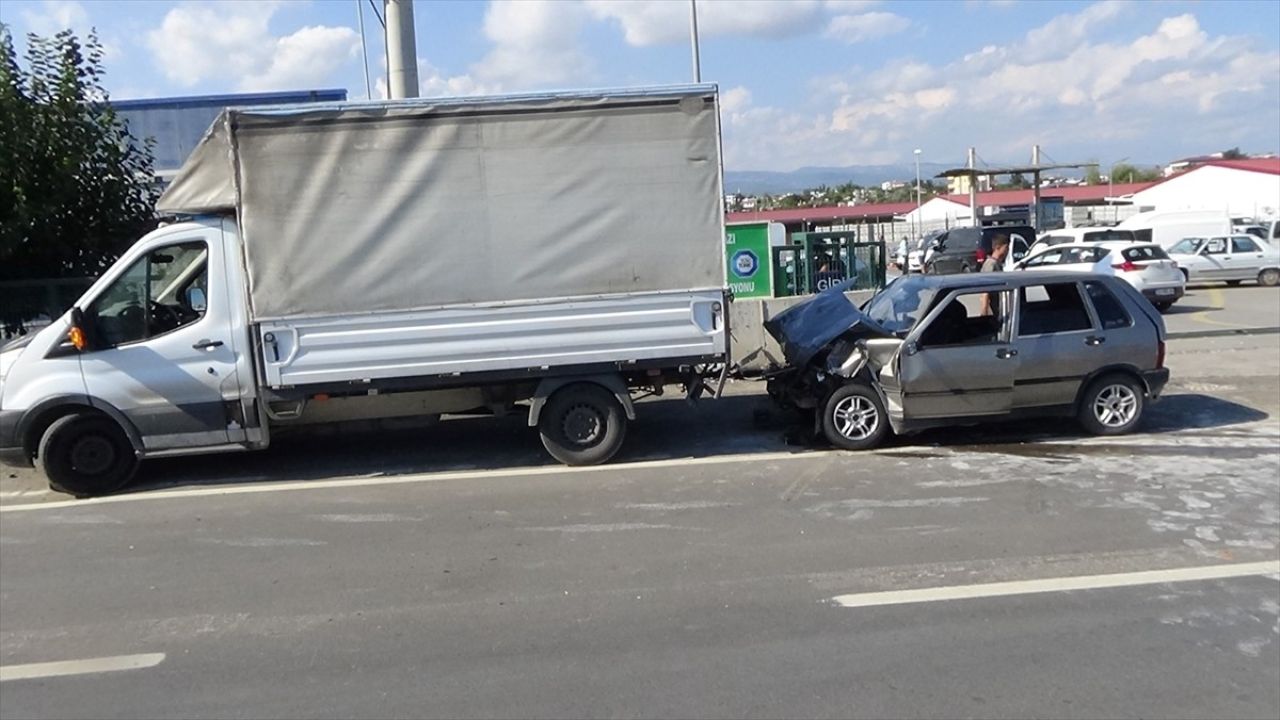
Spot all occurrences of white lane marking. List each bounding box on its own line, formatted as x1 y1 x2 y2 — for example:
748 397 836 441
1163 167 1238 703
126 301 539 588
831 560 1280 608
0 450 819 513
0 653 166 682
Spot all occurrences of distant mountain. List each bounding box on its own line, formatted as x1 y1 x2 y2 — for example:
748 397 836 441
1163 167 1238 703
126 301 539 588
722 161 1102 195
723 163 956 195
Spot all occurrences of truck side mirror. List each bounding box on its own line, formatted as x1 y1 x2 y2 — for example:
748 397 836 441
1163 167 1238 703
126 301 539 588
68 306 91 352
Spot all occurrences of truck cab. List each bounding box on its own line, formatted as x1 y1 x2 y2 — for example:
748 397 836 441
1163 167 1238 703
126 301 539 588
0 217 261 495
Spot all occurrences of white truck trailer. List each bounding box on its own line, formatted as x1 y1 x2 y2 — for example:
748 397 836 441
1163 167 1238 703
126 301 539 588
0 85 729 496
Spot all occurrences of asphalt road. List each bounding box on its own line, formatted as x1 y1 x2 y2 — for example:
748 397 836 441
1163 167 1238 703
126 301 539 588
1 304 1278 718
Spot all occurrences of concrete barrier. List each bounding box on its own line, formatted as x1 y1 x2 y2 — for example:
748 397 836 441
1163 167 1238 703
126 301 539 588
729 291 876 377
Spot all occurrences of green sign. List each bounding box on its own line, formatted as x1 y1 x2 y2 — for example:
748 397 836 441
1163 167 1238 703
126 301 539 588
725 222 773 299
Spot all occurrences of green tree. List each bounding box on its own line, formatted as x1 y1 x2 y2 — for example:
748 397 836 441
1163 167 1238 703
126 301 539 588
0 26 158 330
1109 162 1162 184
1221 147 1245 160
1084 165 1102 185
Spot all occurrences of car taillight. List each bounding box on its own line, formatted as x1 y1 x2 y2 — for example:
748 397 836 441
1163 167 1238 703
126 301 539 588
1111 260 1145 272
1156 340 1165 369
975 248 987 262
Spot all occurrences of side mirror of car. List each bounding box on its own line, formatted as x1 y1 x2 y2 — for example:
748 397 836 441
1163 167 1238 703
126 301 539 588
903 341 919 356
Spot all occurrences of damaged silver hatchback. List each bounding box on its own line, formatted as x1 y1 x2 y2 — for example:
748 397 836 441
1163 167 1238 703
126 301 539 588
764 272 1170 450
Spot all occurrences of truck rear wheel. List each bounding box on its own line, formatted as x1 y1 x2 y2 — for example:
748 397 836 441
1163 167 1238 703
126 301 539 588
538 384 626 466
35 413 138 497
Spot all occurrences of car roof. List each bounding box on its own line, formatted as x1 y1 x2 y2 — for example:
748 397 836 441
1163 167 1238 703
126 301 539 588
901 270 1114 290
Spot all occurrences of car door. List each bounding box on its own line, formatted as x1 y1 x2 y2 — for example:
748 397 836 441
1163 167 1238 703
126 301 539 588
896 288 1018 419
79 226 246 450
1230 235 1267 278
1197 236 1233 280
1011 281 1104 409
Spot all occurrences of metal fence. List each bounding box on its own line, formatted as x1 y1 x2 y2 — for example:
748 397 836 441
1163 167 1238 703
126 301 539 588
0 278 94 340
771 240 886 297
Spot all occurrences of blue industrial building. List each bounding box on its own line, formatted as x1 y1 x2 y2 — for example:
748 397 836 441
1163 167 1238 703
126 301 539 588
113 88 348 182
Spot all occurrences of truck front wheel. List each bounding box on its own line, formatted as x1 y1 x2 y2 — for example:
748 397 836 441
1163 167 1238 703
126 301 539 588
35 413 138 497
538 384 627 466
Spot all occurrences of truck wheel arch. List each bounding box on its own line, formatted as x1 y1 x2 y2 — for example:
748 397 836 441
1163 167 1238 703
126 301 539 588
19 396 144 462
528 375 636 427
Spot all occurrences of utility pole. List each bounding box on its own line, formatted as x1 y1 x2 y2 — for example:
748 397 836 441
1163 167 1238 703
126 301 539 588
967 147 978 228
689 0 702 83
913 148 922 240
1031 144 1041 230
356 0 371 99
385 0 419 99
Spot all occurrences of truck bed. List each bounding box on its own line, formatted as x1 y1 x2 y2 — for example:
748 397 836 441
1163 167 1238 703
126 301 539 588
256 290 726 388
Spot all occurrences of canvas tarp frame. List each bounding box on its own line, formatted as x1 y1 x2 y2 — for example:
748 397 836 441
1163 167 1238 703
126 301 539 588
156 86 726 322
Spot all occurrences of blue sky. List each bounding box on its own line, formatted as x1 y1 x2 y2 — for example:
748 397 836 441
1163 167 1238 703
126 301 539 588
2 0 1278 173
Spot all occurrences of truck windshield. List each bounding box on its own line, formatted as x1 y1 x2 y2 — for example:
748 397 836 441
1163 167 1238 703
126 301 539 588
861 276 938 335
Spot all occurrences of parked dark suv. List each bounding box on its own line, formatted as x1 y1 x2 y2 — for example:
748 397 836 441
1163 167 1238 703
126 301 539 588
765 272 1169 450
923 225 1034 274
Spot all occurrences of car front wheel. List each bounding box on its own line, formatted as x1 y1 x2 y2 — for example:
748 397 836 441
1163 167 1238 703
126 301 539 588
822 383 890 450
1258 268 1280 287
1078 374 1145 436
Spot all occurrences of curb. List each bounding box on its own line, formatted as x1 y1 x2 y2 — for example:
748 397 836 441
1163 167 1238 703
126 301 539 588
1167 326 1280 340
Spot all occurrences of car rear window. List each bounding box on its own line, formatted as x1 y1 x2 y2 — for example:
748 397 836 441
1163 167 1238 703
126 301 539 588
1060 246 1111 264
1083 280 1132 330
1082 229 1136 243
1122 246 1169 261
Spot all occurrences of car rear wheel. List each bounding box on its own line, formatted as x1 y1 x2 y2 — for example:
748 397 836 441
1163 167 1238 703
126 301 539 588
822 383 889 451
1078 374 1145 436
35 413 138 497
1258 268 1280 287
1154 301 1174 312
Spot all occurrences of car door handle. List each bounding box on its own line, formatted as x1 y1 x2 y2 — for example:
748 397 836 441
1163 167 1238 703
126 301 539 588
1085 336 1105 346
192 339 224 350
996 348 1018 359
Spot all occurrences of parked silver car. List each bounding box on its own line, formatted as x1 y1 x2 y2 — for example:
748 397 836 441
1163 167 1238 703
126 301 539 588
765 273 1170 450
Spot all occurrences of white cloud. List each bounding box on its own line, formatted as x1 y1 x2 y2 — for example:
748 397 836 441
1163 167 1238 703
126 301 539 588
20 0 89 36
146 2 359 92
722 2 1280 170
823 11 909 44
471 0 593 89
20 0 123 61
586 0 827 46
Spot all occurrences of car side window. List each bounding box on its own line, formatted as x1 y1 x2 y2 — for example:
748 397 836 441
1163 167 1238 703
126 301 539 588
916 291 1005 348
1232 236 1260 253
85 241 209 348
1025 250 1062 267
1018 283 1093 336
1083 281 1132 330
1204 238 1228 255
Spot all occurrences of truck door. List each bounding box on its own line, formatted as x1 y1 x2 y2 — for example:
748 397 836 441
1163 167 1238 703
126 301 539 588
79 226 246 450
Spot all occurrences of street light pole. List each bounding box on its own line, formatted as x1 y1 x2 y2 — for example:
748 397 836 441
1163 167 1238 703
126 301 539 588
689 0 702 83
913 148 922 241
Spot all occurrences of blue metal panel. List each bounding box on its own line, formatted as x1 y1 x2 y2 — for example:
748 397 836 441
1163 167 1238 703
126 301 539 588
112 89 347 172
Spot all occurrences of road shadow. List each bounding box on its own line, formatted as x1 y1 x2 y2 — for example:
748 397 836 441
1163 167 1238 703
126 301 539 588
758 392 1272 458
123 393 798 495
1160 304 1217 315
110 389 1273 496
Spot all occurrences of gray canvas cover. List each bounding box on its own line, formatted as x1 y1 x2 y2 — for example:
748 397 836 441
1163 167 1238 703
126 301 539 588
157 86 725 321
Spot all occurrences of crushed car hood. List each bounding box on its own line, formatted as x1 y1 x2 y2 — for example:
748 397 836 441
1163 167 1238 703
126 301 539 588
764 282 893 368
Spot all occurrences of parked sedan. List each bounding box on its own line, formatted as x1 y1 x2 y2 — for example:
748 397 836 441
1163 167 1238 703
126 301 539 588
1167 235 1280 286
1016 241 1185 311
764 273 1169 451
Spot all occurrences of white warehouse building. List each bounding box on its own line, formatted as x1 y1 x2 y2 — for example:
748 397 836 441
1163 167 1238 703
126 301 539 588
1127 158 1280 219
